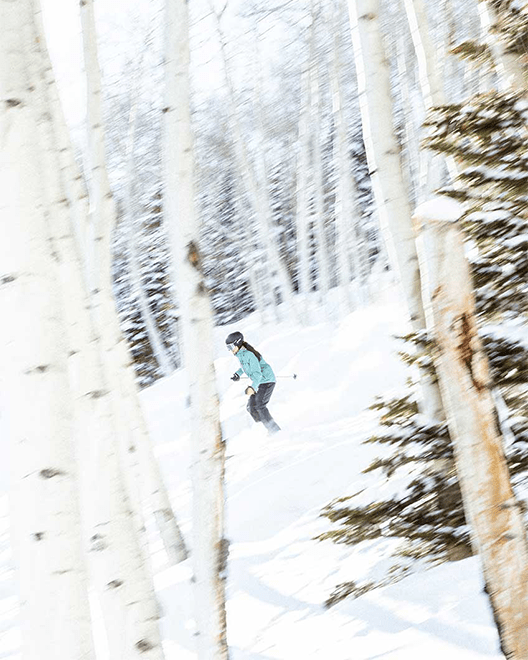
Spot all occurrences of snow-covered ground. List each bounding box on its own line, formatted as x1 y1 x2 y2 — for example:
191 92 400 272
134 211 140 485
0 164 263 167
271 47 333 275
0 295 504 658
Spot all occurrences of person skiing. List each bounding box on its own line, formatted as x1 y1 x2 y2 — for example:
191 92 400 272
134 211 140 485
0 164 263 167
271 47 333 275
226 331 281 435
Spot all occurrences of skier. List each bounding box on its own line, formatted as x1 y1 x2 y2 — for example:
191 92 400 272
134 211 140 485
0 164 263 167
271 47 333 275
226 331 281 435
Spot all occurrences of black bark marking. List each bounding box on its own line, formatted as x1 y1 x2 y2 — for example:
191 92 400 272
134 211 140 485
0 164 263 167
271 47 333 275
5 99 23 108
1 275 16 285
136 639 155 653
86 389 108 399
432 284 442 301
457 313 485 392
39 468 65 479
492 407 503 438
107 579 124 589
26 365 50 375
187 241 203 272
90 533 107 551
33 532 45 541
217 537 230 579
161 507 172 522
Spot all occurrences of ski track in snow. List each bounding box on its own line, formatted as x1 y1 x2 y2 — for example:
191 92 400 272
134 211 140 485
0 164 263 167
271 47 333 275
0 299 505 658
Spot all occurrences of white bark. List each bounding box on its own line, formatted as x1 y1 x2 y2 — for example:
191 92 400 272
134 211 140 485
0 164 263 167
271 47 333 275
395 34 421 205
402 0 446 193
348 0 421 324
479 1 527 93
403 0 444 108
0 2 95 658
25 3 169 657
79 0 188 568
330 1 367 310
348 0 444 420
210 3 297 321
310 5 332 303
124 98 174 378
415 199 528 659
163 0 229 658
295 52 314 321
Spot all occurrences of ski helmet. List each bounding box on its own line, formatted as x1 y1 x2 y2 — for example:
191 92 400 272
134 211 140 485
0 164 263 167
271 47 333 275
225 331 244 351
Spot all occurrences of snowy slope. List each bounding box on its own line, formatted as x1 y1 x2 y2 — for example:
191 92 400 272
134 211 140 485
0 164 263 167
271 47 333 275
0 296 504 658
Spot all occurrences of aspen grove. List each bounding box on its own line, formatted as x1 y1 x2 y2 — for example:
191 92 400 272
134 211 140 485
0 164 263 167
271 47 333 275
0 0 527 658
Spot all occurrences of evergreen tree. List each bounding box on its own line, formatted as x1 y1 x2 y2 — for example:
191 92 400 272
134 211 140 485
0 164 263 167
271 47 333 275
319 19 528 604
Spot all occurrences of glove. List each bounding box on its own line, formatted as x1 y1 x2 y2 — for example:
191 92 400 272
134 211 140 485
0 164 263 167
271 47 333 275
245 386 256 396
231 372 240 382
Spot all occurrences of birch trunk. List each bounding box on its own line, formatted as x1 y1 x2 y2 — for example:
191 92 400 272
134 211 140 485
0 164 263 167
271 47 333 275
29 3 170 657
124 99 174 378
163 0 229 657
0 2 95 658
79 0 188 567
296 53 314 322
210 3 297 321
402 0 456 185
395 34 421 206
347 0 444 420
479 1 527 93
414 199 528 659
310 5 332 304
330 1 368 310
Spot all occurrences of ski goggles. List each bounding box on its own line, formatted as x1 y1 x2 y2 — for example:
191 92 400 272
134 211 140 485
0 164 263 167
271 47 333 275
226 342 238 352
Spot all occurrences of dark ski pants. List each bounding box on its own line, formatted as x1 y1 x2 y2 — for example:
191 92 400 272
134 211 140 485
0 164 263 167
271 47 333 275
247 382 281 434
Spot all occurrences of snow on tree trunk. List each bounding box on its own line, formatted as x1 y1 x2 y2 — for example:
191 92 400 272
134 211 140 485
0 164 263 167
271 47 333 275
479 1 527 93
79 0 188 567
347 0 444 421
163 0 229 658
0 2 96 658
210 3 297 322
415 198 528 659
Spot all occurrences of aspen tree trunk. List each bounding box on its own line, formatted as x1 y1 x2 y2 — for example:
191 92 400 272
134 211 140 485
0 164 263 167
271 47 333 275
0 2 95 658
403 0 457 184
124 98 174 378
443 0 466 102
347 0 444 420
37 3 186 570
28 4 170 658
163 0 229 658
330 0 368 311
479 1 527 93
395 34 421 205
310 2 333 304
251 34 282 322
210 3 297 321
414 199 528 659
79 0 188 566
296 46 315 322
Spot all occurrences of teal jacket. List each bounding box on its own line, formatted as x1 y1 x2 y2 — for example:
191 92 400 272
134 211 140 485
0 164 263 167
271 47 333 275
234 348 275 391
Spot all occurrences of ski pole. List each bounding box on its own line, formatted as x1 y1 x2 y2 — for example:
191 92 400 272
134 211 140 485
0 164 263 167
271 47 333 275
240 374 297 380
